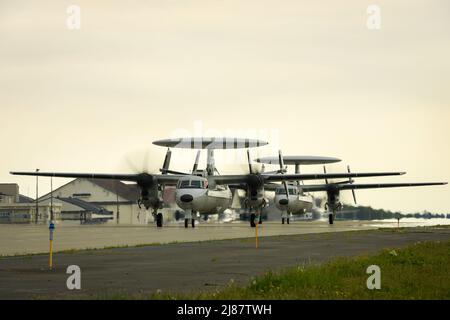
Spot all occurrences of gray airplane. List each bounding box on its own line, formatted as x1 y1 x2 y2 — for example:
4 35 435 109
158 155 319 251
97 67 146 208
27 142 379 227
257 156 447 224
153 137 407 228
256 155 342 224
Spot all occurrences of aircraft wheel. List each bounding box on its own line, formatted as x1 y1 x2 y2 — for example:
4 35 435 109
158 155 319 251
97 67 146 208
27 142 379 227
250 214 256 228
184 219 189 228
282 218 285 224
328 213 334 225
287 218 290 224
192 219 195 228
156 213 163 228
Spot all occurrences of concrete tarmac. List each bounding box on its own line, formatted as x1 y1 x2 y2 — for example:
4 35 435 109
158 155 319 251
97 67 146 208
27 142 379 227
1 226 450 299
0 220 383 256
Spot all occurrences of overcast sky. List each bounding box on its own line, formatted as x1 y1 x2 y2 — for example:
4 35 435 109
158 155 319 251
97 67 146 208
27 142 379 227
0 0 449 213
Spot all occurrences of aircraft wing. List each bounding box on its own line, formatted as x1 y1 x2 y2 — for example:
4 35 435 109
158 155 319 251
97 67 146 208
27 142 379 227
301 182 447 192
227 182 280 191
211 171 405 185
10 171 185 184
263 172 406 182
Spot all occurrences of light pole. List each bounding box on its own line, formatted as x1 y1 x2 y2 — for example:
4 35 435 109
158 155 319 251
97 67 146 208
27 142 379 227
116 191 120 224
35 168 40 224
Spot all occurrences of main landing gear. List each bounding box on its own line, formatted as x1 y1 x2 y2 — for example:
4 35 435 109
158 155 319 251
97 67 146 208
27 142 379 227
250 213 256 227
156 213 163 228
328 213 334 225
152 209 163 228
250 212 262 227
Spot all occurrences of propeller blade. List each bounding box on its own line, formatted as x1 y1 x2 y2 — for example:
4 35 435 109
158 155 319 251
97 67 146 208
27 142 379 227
296 164 304 186
283 180 289 201
278 150 287 173
162 148 172 174
125 156 140 174
323 166 329 184
143 150 150 173
347 165 357 204
278 150 290 203
351 189 357 205
247 149 253 174
192 150 201 173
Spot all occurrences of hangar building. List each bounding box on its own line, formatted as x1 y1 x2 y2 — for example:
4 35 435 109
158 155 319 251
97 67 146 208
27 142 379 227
38 178 178 225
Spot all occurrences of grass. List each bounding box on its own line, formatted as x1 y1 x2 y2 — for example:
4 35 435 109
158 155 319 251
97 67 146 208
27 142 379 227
84 240 450 300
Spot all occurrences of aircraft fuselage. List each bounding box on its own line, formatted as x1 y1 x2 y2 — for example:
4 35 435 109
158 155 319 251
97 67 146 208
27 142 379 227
175 177 232 215
273 185 313 215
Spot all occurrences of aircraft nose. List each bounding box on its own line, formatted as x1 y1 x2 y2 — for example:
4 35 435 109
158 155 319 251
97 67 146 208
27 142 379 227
180 194 194 203
278 199 288 205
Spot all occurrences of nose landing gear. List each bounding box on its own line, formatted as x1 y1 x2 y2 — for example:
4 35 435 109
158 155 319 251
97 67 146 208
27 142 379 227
184 209 196 228
281 211 291 225
250 213 256 227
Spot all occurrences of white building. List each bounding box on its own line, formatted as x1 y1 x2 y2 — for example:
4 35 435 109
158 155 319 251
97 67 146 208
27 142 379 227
38 178 178 225
0 183 61 223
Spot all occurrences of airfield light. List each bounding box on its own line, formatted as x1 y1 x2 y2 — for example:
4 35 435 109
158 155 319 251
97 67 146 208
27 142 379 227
49 221 55 270
255 216 259 249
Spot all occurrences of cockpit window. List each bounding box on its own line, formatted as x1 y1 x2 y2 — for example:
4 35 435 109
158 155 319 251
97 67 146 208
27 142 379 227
190 180 202 188
276 188 296 195
179 180 191 188
177 179 206 189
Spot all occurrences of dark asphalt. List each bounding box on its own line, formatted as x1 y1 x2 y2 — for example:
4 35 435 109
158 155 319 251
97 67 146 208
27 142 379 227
1 228 450 299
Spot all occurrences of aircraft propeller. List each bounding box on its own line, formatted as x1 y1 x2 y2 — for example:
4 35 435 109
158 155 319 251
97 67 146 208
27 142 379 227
347 165 357 205
278 150 290 202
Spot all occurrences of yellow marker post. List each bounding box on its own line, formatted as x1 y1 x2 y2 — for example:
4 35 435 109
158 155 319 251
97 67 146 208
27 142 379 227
255 214 259 249
49 222 55 270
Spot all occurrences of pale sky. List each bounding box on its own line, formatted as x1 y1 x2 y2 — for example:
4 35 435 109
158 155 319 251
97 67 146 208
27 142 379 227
0 0 449 213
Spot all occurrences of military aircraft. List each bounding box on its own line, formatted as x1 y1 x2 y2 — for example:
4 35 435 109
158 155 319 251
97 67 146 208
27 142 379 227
257 156 447 225
153 137 407 228
256 155 342 224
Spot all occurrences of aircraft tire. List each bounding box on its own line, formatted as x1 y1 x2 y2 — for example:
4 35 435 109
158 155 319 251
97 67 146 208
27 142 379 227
156 213 163 228
287 218 290 224
250 214 256 228
282 218 285 224
192 219 195 228
329 213 334 225
184 219 189 228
